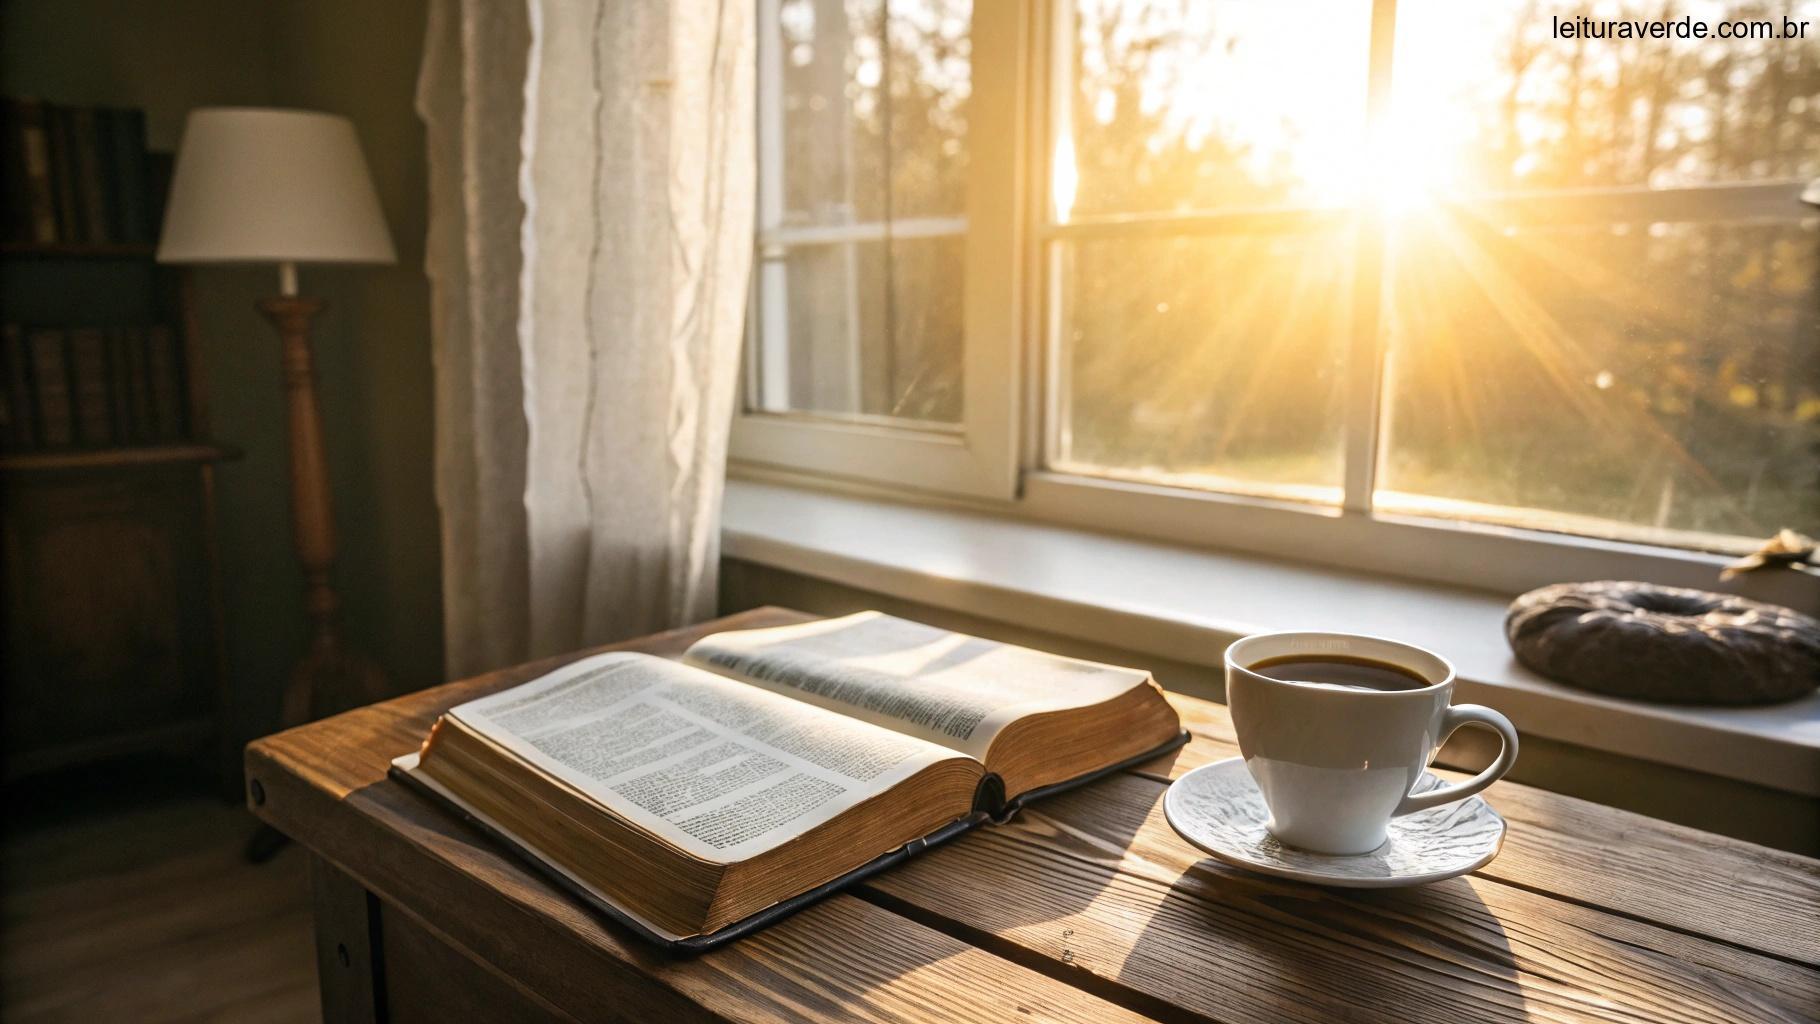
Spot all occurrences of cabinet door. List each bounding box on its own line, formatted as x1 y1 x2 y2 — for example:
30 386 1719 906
3 466 216 773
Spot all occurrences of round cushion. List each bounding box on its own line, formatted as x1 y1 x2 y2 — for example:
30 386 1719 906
1505 580 1820 705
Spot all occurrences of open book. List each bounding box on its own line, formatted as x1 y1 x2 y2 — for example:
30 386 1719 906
391 612 1184 950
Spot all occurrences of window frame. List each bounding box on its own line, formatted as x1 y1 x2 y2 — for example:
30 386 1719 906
731 0 1028 499
732 0 1820 607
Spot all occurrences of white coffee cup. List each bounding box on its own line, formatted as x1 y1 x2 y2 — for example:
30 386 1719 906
1224 631 1518 856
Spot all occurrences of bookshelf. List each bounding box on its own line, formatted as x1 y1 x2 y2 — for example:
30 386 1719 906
2 97 234 786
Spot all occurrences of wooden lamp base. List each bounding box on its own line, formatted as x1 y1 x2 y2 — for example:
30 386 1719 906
259 295 391 721
247 293 389 863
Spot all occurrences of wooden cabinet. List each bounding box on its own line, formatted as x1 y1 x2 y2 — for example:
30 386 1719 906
2 444 232 778
1 244 234 782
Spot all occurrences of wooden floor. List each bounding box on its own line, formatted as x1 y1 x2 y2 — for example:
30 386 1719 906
2 788 319 1023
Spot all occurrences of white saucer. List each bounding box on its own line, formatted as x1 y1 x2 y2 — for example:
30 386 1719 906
1163 757 1506 888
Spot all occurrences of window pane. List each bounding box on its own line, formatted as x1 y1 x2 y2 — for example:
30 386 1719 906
1052 231 1353 502
882 1 970 219
1063 0 1371 219
1380 216 1820 545
1379 0 1820 547
767 236 964 420
755 0 969 424
1388 0 1820 197
778 0 886 226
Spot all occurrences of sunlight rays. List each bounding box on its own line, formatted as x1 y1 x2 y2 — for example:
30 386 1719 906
1048 0 1817 541
1385 201 1758 528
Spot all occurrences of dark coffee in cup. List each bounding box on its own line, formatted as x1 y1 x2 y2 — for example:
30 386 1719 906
1249 654 1430 692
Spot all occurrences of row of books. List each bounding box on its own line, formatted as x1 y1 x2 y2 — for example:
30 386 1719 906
0 325 188 452
1 98 161 247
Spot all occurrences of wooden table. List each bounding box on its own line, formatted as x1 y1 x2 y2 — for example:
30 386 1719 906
247 608 1820 1023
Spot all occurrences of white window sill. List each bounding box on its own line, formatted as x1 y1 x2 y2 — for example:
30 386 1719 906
721 478 1820 798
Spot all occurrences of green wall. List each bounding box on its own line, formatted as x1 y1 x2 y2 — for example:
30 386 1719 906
1 0 444 755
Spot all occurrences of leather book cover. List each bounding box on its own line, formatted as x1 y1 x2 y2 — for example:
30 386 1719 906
390 729 1188 953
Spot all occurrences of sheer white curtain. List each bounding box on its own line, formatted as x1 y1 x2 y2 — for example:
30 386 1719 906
419 0 755 676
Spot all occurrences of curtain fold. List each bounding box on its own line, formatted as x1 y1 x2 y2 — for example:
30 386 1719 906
420 0 755 677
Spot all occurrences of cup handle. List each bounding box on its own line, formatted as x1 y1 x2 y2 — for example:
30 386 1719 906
1393 704 1519 817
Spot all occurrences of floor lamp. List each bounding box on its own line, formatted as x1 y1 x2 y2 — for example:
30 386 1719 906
158 109 396 851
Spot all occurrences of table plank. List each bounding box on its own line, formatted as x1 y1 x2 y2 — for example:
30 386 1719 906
1144 693 1820 968
248 609 1159 1024
861 771 1820 1024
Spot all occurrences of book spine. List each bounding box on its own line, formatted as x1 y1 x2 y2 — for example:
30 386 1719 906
145 150 174 240
10 99 59 244
26 328 73 448
93 108 123 243
104 328 134 443
66 327 113 446
124 325 154 443
0 325 28 450
45 105 81 244
111 108 152 243
2 101 28 243
0 100 24 243
144 325 186 440
112 326 138 443
69 107 109 245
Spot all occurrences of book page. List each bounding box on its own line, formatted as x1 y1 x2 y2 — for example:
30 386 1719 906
444 652 966 863
683 613 1152 760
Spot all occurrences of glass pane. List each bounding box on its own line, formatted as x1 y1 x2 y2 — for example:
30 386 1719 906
1379 218 1820 544
757 0 970 424
779 0 886 226
761 235 964 421
1388 0 1820 197
1378 0 1820 547
1062 0 1372 219
1053 231 1354 502
885 1 970 219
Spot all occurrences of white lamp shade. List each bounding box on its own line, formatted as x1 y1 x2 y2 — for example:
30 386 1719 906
157 108 396 265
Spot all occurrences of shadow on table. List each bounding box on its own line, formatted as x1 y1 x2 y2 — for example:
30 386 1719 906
1123 858 1522 1022
844 771 1520 1022
852 773 1157 941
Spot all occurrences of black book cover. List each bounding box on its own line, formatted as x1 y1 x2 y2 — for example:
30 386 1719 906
146 150 174 236
66 327 112 446
2 99 31 243
120 325 154 443
92 107 124 242
103 327 137 442
107 108 152 243
44 104 81 244
0 324 30 449
144 325 186 440
68 107 109 245
25 327 73 448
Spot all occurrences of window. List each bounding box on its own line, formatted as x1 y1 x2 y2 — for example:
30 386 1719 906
738 0 1019 496
752 0 971 424
739 0 1820 588
1048 1 1373 507
1372 1 1820 547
